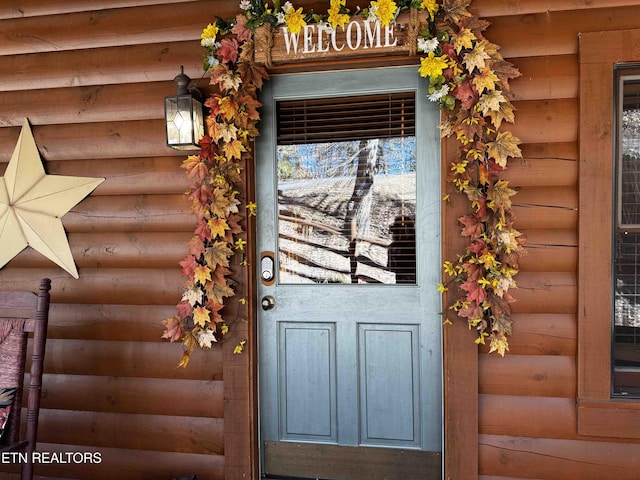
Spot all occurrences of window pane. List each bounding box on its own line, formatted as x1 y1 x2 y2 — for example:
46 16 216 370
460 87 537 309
277 138 416 285
614 73 640 396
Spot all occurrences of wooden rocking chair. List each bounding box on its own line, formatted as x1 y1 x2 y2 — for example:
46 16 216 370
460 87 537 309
0 279 51 480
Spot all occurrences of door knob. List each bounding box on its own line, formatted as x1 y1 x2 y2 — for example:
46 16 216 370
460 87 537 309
261 295 276 311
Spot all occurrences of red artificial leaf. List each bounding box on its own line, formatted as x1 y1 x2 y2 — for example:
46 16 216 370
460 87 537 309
217 38 240 64
458 214 484 238
457 302 482 320
453 78 478 110
468 239 486 255
205 95 224 117
162 315 184 342
460 279 486 304
189 183 214 207
232 14 252 42
188 236 205 258
176 300 193 319
195 218 212 242
180 255 199 279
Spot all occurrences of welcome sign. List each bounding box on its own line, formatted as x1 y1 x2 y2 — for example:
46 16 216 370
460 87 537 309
254 11 422 66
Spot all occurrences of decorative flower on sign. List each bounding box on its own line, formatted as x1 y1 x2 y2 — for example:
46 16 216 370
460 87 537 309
162 0 525 366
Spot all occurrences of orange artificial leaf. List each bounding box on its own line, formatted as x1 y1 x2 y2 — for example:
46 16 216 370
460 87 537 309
204 241 234 268
238 60 269 90
210 188 231 218
162 315 184 343
211 282 234 304
459 15 491 36
182 155 208 182
212 264 232 286
453 78 478 110
487 131 522 167
239 94 262 122
489 58 522 91
441 0 472 24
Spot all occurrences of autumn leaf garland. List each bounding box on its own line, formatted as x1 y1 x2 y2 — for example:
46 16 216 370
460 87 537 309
422 0 525 355
163 0 525 365
162 16 268 367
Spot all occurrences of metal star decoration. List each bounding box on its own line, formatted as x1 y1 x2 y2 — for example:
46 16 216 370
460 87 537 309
0 119 104 279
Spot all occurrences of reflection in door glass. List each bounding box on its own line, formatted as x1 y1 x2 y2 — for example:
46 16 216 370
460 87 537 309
277 138 416 284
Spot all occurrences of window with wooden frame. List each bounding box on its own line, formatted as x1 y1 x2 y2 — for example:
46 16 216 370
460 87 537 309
579 30 640 438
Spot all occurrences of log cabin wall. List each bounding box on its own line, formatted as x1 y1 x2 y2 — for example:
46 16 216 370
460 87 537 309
0 1 243 479
474 0 640 478
1 1 640 479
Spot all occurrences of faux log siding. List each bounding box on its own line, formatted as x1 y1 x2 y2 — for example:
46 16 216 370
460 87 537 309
0 1 227 479
474 0 640 477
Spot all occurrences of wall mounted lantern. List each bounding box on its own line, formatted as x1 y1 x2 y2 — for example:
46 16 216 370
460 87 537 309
164 66 205 150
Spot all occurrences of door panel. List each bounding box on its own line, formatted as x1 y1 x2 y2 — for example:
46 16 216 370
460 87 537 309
257 67 442 479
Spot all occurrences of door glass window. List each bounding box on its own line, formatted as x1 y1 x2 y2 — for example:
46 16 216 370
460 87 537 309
276 93 417 284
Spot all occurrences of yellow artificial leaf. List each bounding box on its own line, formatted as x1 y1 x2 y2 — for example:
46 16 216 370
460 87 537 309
486 131 522 167
193 306 211 327
437 282 449 293
452 28 476 53
194 265 212 285
476 89 506 116
443 317 453 325
472 68 500 96
220 324 229 335
222 139 246 160
462 43 490 73
488 179 517 210
474 333 488 345
217 96 238 120
487 100 516 129
239 297 247 304
246 201 257 216
489 332 509 356
233 339 247 354
234 238 247 251
208 218 230 239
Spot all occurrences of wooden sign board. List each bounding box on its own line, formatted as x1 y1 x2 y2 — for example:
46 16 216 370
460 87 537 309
254 11 424 67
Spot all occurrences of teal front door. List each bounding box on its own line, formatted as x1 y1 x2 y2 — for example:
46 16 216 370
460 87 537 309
256 67 442 479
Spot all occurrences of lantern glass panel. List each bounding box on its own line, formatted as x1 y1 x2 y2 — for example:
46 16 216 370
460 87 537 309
165 94 204 150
